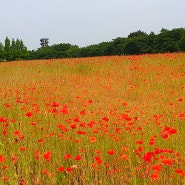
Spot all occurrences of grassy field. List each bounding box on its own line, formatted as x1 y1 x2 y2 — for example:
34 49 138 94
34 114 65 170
0 53 185 185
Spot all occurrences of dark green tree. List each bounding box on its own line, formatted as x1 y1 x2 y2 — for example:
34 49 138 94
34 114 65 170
152 28 180 53
11 38 17 60
15 39 29 60
66 45 80 58
4 37 12 61
2 37 29 61
128 30 148 38
178 37 185 51
124 39 141 55
112 37 126 55
0 42 5 61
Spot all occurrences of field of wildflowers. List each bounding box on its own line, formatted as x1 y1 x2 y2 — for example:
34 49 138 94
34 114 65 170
0 53 185 185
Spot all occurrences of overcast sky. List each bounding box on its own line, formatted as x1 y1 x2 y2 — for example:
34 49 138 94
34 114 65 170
0 0 185 50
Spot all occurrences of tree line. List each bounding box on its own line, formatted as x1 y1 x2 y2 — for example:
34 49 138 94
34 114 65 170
29 28 185 59
1 27 185 61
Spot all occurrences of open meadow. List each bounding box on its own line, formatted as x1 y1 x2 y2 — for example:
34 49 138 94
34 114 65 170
0 53 185 185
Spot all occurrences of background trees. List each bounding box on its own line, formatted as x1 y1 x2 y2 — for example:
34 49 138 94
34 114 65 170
4 37 11 61
0 37 29 61
0 42 5 60
1 27 185 61
29 27 184 59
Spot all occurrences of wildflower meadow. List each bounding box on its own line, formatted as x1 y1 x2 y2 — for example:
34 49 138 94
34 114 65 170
0 53 185 185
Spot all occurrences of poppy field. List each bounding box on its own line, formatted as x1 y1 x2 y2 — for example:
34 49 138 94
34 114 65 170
0 53 185 185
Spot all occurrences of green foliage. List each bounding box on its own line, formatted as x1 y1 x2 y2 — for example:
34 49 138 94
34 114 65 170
30 43 80 59
112 37 126 55
0 37 29 61
124 39 141 55
4 37 12 61
128 30 148 38
178 37 185 51
0 42 5 61
15 39 29 60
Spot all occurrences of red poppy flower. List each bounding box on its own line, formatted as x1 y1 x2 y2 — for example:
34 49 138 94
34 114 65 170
61 106 68 114
162 158 173 166
80 110 86 116
161 133 169 139
102 117 109 122
120 154 128 160
43 151 52 162
74 155 82 161
178 98 183 102
107 150 116 155
151 164 162 171
70 124 76 129
169 129 177 135
142 152 154 163
0 117 8 123
95 156 102 164
38 139 44 143
42 169 48 174
136 140 143 145
52 101 59 107
2 165 8 170
25 112 33 118
3 176 9 181
150 173 159 179
90 136 96 143
0 155 6 163
76 130 87 135
176 169 184 174
74 117 80 122
12 154 18 163
30 122 37 126
66 167 73 173
57 166 65 172
2 130 7 135
88 100 93 104
4 103 11 108
19 146 26 151
64 154 72 160
122 102 128 107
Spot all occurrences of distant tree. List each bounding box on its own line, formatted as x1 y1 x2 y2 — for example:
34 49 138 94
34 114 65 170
152 29 180 53
33 47 53 59
52 43 74 58
112 37 126 55
149 32 155 35
128 30 148 38
124 39 141 55
98 42 114 56
80 45 99 57
66 45 80 58
15 39 29 59
4 37 12 61
79 47 89 57
160 28 169 33
11 38 17 60
178 37 185 51
2 37 29 61
170 28 183 41
0 42 5 61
